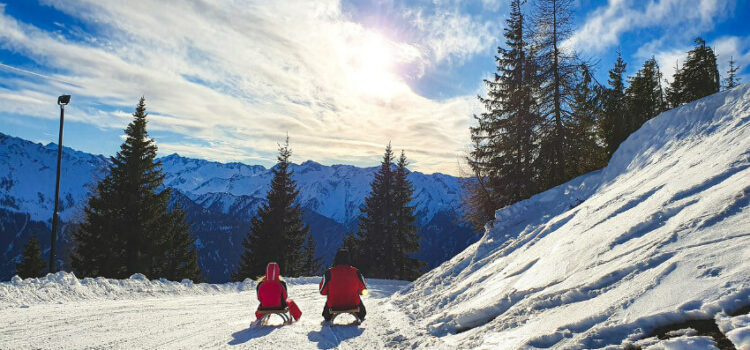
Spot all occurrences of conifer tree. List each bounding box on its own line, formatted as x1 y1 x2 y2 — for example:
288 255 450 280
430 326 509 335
233 138 312 279
533 0 579 189
600 51 628 157
392 151 423 280
348 145 424 279
154 205 202 281
668 38 720 107
468 0 540 223
568 64 607 175
72 97 201 280
354 144 396 277
301 234 322 276
626 58 666 134
723 56 741 90
16 234 46 278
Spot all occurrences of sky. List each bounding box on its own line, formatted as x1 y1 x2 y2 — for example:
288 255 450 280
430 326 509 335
0 0 748 175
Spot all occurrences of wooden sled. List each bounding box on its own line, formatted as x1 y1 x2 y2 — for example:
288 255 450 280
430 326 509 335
328 306 362 325
256 307 292 325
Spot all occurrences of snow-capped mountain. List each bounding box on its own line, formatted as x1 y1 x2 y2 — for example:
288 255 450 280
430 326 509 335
0 134 475 282
393 84 750 348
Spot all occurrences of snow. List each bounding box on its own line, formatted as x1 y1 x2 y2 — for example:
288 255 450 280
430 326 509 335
0 272 426 349
394 84 750 348
717 311 750 349
643 336 718 350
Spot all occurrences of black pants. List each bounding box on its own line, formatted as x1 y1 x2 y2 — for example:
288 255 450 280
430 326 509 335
322 302 366 321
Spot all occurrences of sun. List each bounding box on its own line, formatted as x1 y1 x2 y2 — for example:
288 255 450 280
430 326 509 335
348 34 404 98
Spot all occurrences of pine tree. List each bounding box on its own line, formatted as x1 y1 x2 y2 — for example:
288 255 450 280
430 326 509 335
467 0 540 224
392 151 423 280
354 144 396 278
349 145 424 279
16 234 46 278
233 138 312 279
568 64 607 175
154 205 202 281
72 97 201 280
668 38 720 107
626 58 666 134
533 0 580 189
723 56 741 90
301 234 322 276
600 51 628 157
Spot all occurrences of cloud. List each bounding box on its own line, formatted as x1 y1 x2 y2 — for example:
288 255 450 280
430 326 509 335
0 0 483 175
568 0 734 54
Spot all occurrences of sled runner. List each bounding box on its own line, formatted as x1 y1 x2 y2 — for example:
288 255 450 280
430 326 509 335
256 307 292 325
327 306 363 325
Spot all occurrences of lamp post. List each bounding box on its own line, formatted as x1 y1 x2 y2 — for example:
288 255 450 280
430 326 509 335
49 94 70 273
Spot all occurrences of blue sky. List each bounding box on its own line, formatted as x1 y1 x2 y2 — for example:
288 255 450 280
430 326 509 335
1 0 748 175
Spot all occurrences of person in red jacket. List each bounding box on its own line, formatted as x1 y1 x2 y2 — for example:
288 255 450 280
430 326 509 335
255 262 302 321
319 249 367 322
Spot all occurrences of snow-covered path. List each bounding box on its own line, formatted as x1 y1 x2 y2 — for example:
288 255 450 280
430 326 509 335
1 278 432 349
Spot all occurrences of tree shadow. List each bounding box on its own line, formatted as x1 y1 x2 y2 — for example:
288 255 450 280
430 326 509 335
227 323 279 346
307 320 364 349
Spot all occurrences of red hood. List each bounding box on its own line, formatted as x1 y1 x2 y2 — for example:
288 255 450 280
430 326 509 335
265 262 280 281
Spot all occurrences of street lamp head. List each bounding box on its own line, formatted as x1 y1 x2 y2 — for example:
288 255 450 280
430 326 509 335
57 95 71 106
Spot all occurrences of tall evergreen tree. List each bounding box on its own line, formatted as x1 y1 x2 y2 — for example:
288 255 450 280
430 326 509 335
16 234 46 278
667 38 720 107
626 58 666 134
233 138 312 279
72 97 200 280
347 145 424 279
392 151 423 280
533 0 580 189
723 56 741 90
468 0 540 224
354 144 396 278
600 50 628 157
568 64 607 175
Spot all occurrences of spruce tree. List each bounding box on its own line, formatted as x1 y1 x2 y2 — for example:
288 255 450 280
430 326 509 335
16 234 46 278
468 0 540 223
354 144 396 278
533 0 579 189
668 38 720 107
568 64 606 175
349 145 424 279
626 58 666 134
600 51 628 157
723 56 741 90
392 151 423 280
72 97 201 280
233 138 312 279
301 234 322 276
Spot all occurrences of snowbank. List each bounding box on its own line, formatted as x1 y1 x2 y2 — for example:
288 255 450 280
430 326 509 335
0 272 256 308
395 84 750 349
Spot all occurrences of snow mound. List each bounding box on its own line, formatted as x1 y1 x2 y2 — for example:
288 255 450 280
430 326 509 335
395 84 750 349
0 272 257 308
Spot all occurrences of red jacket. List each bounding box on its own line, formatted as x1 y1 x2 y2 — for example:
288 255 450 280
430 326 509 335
319 265 366 309
256 262 287 309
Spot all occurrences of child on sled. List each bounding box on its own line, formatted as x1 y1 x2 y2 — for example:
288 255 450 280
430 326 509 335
255 262 302 322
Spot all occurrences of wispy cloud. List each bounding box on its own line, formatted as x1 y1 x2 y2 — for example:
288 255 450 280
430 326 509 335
568 0 734 54
0 0 484 174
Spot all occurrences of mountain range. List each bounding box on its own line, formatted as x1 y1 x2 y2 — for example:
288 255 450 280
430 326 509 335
0 132 476 282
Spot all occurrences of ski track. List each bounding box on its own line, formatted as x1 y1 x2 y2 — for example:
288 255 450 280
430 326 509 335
0 280 437 349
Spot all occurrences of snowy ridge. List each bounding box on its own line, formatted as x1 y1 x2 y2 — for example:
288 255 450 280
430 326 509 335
394 84 750 349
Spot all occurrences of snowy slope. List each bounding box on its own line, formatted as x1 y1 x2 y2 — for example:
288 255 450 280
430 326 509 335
0 272 426 349
393 84 750 349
